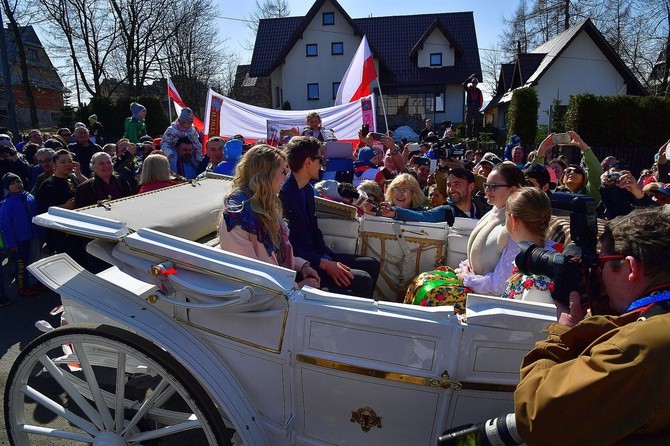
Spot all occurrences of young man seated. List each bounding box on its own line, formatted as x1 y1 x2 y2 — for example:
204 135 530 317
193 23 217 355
280 136 380 299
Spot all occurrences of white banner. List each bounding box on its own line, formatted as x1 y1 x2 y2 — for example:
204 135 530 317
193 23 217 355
204 88 376 141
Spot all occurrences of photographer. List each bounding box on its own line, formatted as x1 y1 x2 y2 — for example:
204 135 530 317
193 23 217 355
598 167 656 219
514 207 670 444
442 207 670 445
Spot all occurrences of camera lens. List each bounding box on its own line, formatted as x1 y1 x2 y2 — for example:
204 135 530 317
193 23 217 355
515 241 565 278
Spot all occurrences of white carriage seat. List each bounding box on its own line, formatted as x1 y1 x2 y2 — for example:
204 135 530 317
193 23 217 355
74 177 232 243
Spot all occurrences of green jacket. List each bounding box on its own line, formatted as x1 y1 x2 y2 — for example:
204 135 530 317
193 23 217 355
123 117 147 143
536 147 603 202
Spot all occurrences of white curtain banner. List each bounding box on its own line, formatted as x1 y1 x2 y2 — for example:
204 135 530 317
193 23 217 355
204 89 377 141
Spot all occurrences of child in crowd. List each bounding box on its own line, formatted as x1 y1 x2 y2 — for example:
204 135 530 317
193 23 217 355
0 173 43 297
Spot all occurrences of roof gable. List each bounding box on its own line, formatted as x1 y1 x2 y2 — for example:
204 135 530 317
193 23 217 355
496 63 516 95
251 0 363 76
512 53 546 88
250 6 481 86
409 19 463 58
526 19 645 95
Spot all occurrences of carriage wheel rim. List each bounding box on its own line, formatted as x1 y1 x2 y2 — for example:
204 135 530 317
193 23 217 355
5 325 231 445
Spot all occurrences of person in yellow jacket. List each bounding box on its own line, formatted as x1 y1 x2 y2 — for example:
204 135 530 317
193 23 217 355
515 206 670 445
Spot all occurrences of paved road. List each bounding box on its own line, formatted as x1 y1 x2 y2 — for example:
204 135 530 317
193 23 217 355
1 271 63 445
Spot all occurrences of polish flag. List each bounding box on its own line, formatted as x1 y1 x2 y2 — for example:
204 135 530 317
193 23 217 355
167 77 204 132
335 35 377 105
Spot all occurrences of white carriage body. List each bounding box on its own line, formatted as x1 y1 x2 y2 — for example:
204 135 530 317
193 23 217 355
22 176 555 445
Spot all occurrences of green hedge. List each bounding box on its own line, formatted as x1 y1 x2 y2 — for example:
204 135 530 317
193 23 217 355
564 94 670 147
506 87 539 150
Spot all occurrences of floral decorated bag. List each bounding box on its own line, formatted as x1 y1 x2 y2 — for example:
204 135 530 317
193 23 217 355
404 266 471 313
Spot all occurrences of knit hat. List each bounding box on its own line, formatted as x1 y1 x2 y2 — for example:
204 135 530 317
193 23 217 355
2 172 21 197
179 107 194 122
130 102 146 120
511 134 521 145
357 147 376 163
88 114 98 123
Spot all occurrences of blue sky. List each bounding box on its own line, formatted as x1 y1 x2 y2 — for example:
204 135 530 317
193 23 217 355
215 0 519 96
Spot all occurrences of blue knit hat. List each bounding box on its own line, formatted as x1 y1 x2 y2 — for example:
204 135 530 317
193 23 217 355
179 107 194 122
130 102 146 120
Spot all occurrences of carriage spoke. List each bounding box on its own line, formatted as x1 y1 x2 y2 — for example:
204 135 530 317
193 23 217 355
19 424 94 442
21 385 99 435
126 416 202 442
114 351 126 431
121 377 171 436
38 354 105 430
72 341 116 430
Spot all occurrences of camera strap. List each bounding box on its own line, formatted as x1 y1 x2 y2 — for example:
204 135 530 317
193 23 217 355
628 290 670 320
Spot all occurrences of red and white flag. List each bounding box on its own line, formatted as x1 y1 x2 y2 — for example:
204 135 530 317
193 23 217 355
167 77 204 132
334 35 377 105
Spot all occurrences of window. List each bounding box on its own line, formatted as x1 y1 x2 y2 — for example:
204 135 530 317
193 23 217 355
435 92 445 112
306 44 318 57
323 12 334 25
430 53 442 67
307 83 319 100
331 42 343 55
332 82 340 99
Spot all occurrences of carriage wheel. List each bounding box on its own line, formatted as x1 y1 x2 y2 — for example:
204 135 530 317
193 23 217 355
4 325 234 445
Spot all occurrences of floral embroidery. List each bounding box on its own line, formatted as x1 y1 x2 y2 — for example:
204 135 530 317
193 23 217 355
502 273 554 300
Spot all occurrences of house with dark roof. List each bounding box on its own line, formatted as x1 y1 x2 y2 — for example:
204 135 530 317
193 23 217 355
249 0 481 131
0 26 65 129
483 19 646 129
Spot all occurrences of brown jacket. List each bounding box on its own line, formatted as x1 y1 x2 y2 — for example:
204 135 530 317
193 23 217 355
515 310 670 445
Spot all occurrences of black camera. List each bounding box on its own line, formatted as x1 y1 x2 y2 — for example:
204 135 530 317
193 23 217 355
432 145 448 160
606 171 621 183
515 193 600 307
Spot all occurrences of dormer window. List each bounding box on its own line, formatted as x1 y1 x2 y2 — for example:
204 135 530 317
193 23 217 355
323 12 334 25
430 53 443 67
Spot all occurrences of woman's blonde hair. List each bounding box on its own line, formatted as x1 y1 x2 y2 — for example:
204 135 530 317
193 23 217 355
226 144 286 247
140 153 171 184
506 187 552 245
384 173 425 208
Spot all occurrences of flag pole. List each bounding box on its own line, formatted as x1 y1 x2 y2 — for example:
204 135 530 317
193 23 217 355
376 78 389 133
167 77 173 123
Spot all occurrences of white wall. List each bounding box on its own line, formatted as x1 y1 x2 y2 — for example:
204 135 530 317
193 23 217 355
276 0 365 110
535 30 626 126
417 31 455 68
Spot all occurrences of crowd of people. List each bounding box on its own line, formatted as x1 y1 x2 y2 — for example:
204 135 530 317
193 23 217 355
3 107 670 443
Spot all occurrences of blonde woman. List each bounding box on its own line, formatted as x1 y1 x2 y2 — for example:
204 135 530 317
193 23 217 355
501 187 555 304
219 145 320 289
137 153 183 193
364 173 455 224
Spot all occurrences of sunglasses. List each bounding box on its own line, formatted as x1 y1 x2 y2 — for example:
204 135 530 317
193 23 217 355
392 188 413 195
312 155 324 163
596 254 626 267
483 183 511 191
564 168 584 175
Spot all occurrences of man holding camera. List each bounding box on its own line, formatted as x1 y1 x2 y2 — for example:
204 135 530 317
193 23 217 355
513 207 670 444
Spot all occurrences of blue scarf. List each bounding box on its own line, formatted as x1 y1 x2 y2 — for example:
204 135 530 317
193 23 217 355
222 189 277 257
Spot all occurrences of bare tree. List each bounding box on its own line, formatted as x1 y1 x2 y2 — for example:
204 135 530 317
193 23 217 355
36 0 121 101
2 0 40 126
159 0 228 113
480 44 504 97
242 0 290 51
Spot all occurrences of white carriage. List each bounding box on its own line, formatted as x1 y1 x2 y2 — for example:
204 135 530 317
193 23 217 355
4 175 556 445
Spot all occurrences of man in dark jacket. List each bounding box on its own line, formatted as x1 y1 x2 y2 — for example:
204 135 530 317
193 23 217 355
280 136 379 298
